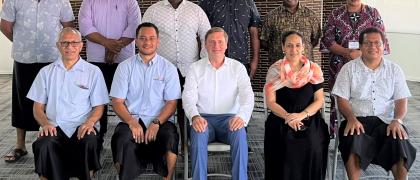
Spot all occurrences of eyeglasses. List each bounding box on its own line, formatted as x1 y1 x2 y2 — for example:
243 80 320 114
362 41 383 47
58 41 82 47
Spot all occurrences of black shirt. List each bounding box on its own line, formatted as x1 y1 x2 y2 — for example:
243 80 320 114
199 0 261 64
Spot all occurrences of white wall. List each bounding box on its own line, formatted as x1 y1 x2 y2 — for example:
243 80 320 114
365 0 420 82
0 1 13 74
384 32 420 82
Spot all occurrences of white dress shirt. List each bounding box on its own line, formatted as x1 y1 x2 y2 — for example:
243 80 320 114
332 57 411 124
142 0 211 77
182 57 254 125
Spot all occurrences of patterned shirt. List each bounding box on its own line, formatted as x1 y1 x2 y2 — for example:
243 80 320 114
142 0 211 77
110 54 181 127
27 58 109 137
260 3 321 63
0 0 74 63
332 58 411 124
199 0 261 64
78 0 141 63
320 4 390 64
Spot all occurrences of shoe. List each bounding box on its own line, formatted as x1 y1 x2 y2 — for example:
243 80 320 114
4 148 28 163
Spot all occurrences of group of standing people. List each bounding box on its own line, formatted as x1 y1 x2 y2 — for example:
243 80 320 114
0 0 417 180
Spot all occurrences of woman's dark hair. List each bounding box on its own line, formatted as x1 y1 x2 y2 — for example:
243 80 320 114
281 31 304 45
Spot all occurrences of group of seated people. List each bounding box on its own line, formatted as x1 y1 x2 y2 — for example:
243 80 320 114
24 23 416 180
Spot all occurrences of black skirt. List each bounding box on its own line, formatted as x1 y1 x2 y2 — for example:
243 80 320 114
32 127 101 180
111 119 179 180
12 61 50 131
338 116 416 171
264 112 330 180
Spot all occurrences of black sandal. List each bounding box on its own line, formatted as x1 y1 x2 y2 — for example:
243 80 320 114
4 148 28 163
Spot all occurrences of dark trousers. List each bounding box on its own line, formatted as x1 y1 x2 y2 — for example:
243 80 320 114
32 127 101 180
111 120 179 180
90 62 118 142
177 70 186 150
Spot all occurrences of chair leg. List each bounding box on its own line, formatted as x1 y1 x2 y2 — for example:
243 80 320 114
184 116 189 180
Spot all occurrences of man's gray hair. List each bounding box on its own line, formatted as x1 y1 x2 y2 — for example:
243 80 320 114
58 27 82 41
205 27 228 43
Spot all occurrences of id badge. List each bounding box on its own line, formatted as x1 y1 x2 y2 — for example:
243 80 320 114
348 40 359 49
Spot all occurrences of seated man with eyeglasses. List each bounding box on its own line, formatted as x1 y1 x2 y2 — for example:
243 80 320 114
27 27 109 180
332 27 416 180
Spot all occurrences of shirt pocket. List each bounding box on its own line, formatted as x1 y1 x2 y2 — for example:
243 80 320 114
150 78 165 100
69 82 91 106
351 75 371 100
375 76 394 100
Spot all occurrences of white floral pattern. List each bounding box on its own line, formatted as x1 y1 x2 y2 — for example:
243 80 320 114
1 0 74 63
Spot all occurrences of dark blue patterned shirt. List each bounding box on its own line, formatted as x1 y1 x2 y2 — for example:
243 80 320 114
199 0 261 64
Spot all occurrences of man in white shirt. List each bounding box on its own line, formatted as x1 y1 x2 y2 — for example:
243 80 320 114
332 27 416 180
142 0 211 149
182 27 254 180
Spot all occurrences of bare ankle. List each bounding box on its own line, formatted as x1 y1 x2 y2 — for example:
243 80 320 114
114 163 121 174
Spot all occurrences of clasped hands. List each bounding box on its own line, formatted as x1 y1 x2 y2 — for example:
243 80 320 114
284 112 307 131
104 39 124 64
128 121 159 144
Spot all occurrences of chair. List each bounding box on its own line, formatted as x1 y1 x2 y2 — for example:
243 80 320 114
183 117 232 180
331 96 397 180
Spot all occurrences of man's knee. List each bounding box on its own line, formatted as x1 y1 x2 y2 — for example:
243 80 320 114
79 133 99 145
112 123 133 142
229 127 246 141
190 128 209 148
33 136 60 151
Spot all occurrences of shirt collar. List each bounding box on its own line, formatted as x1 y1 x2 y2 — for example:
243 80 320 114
357 57 386 72
282 2 304 14
345 3 367 14
54 57 85 72
206 56 231 69
137 54 158 66
163 0 185 9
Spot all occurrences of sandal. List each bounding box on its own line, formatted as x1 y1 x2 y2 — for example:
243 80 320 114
4 148 28 163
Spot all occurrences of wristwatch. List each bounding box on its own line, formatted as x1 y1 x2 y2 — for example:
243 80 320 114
152 118 161 126
393 119 404 125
